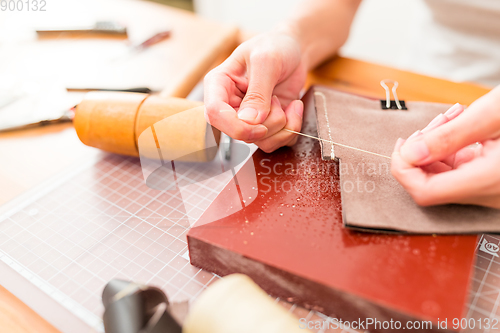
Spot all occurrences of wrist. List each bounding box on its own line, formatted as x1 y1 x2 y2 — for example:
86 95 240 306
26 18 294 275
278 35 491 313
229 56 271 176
273 22 311 70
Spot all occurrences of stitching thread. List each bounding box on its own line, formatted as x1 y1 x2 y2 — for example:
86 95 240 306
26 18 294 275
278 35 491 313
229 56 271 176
314 91 334 159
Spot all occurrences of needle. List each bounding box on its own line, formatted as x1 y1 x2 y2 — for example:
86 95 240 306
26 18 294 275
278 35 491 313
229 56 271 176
284 129 392 160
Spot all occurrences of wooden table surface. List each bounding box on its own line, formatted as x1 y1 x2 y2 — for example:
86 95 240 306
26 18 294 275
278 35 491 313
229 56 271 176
307 56 489 105
0 3 491 331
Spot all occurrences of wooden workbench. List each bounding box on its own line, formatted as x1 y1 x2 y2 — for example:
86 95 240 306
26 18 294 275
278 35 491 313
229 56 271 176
0 1 491 331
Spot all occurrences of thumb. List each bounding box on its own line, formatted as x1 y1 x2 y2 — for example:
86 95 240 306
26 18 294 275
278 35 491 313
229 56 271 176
237 55 280 125
401 93 500 165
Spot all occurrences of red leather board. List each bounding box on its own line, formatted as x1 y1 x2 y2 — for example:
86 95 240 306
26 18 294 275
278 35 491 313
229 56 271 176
187 88 477 331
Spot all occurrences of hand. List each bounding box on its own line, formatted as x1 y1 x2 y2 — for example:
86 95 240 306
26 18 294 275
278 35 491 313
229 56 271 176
391 86 500 208
204 31 307 153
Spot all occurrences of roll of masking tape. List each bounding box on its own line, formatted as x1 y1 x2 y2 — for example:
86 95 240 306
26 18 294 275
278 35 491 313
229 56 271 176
183 274 312 333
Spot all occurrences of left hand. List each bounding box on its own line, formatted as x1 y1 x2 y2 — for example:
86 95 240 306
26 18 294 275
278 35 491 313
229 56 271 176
391 86 500 208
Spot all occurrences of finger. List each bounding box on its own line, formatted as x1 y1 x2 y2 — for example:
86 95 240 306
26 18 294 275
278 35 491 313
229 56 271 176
394 138 406 152
407 130 422 140
285 100 304 146
421 104 464 134
409 167 492 206
453 143 483 168
391 151 456 206
256 100 303 153
420 161 453 174
400 89 500 166
204 59 245 110
204 67 268 142
440 142 481 168
272 62 307 109
391 150 430 202
421 114 447 133
237 53 281 125
408 105 464 167
444 103 464 120
259 95 287 139
461 195 500 209
204 102 268 142
392 149 492 206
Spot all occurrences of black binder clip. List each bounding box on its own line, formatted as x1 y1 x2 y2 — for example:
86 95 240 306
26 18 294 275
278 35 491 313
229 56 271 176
380 79 407 110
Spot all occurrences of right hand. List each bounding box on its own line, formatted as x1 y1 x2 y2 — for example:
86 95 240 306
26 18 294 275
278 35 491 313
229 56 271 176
204 31 307 153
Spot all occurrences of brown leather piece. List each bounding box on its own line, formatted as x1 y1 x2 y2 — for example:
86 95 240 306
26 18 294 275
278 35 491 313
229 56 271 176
187 88 477 332
314 86 500 234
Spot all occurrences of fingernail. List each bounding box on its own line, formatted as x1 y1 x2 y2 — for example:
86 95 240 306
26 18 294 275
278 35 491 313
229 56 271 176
238 108 258 122
408 130 421 140
294 100 304 117
422 114 446 133
448 103 463 119
444 103 461 116
394 138 405 152
272 95 281 108
429 113 445 127
400 139 430 164
249 125 268 141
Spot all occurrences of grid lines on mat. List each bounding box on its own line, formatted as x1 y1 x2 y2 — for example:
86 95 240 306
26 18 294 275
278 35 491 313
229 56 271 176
0 153 499 333
0 154 226 330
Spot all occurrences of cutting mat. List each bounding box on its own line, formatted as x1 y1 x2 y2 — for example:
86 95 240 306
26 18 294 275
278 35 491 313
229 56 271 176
0 151 499 332
0 153 229 332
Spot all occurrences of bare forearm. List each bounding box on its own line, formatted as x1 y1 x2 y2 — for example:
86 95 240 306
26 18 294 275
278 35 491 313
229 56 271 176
277 0 362 69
